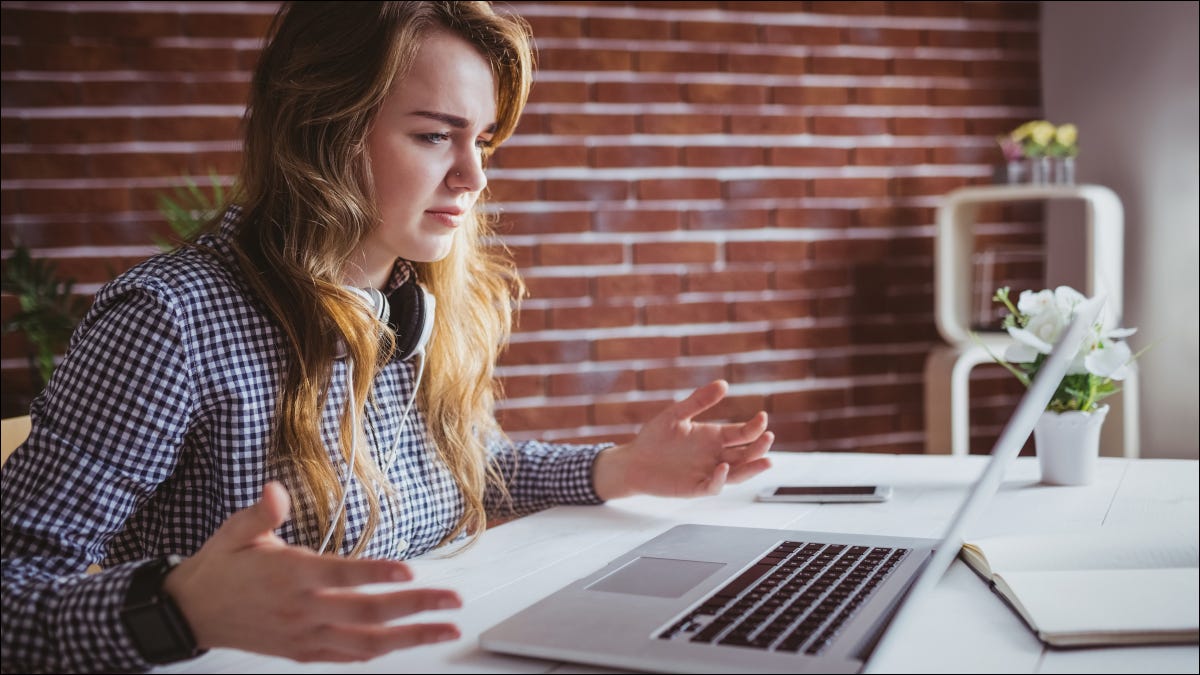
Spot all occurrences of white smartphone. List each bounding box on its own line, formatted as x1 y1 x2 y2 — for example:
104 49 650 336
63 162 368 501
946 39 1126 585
755 484 893 503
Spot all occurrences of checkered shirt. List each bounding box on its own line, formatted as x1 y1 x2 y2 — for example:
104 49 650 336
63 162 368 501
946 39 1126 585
1 207 609 673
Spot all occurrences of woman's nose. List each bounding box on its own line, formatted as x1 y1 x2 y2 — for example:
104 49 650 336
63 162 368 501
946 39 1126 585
448 152 487 193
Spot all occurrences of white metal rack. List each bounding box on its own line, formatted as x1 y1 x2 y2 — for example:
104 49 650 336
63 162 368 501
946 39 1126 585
924 184 1139 457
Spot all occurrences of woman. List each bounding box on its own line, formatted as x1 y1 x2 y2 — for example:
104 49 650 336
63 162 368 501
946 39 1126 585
0 3 774 672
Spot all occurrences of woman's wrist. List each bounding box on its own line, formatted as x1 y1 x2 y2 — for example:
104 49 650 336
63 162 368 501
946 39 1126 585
122 556 205 663
161 555 210 650
592 444 635 501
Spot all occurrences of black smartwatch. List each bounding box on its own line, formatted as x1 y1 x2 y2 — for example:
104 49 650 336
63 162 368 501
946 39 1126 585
120 555 203 664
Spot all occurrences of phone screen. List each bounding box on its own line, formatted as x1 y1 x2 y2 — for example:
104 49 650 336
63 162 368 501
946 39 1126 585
773 486 876 496
756 485 892 503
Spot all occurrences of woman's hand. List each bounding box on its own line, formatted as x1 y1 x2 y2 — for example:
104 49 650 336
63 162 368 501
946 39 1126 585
592 380 774 500
163 482 461 663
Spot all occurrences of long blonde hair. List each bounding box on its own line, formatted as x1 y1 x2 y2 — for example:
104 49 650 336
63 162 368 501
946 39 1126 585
233 1 532 554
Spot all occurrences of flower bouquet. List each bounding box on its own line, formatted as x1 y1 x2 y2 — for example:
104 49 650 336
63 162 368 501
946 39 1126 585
1008 120 1058 159
985 286 1139 485
1046 124 1079 158
986 285 1135 413
997 121 1080 184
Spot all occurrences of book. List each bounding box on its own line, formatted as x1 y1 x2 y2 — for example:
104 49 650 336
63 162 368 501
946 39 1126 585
959 527 1199 647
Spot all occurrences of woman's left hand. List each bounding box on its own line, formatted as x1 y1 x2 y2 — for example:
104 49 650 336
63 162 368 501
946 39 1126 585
592 380 774 500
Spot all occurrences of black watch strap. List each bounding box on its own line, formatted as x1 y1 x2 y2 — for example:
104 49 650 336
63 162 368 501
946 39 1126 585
120 555 202 664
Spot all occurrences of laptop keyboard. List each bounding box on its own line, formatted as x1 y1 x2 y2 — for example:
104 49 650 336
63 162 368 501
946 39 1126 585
657 541 909 655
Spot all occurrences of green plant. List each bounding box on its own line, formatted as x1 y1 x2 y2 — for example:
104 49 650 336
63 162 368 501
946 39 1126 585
1047 124 1079 158
155 171 226 250
2 244 88 386
0 173 225 390
982 286 1140 413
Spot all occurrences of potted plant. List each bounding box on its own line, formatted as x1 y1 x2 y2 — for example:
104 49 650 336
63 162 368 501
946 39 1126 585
1 172 224 414
1 244 88 390
1046 124 1080 184
984 286 1139 485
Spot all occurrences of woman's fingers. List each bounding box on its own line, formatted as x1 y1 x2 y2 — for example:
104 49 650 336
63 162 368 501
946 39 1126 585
307 554 414 588
315 622 461 659
702 462 731 495
725 456 773 485
668 380 728 423
207 482 291 552
295 622 461 662
718 429 774 465
312 588 462 625
718 411 768 446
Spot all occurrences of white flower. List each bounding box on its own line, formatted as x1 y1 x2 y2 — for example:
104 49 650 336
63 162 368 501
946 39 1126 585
1053 285 1087 313
1104 327 1138 340
1017 285 1056 312
987 284 1141 413
1024 307 1069 345
1086 340 1133 380
1004 327 1051 362
1017 289 1057 316
1005 286 1131 375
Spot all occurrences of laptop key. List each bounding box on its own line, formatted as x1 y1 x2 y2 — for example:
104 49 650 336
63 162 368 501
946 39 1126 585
667 542 909 654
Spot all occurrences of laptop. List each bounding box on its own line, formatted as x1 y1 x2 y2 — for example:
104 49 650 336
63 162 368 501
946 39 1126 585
479 296 1105 674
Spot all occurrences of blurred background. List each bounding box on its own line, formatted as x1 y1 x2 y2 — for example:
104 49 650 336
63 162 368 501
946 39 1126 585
2 1 1196 459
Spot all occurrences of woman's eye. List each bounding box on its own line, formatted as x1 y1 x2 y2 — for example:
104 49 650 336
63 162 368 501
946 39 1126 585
418 132 451 144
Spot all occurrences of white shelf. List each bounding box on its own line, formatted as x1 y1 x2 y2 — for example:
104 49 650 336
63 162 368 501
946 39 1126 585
925 184 1137 457
934 183 1125 345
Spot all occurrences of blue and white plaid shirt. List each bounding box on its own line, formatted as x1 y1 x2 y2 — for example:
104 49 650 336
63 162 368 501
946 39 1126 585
1 207 609 673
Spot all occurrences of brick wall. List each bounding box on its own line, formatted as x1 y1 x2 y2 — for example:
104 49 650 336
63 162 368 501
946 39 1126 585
1 1 1043 454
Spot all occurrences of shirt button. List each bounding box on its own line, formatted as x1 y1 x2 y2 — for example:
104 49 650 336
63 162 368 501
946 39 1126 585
396 538 409 556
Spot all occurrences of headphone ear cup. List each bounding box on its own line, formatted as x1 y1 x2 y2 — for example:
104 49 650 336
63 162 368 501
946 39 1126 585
387 284 435 361
344 286 389 322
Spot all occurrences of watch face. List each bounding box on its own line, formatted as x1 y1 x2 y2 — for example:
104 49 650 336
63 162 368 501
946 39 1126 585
123 601 185 660
121 555 198 664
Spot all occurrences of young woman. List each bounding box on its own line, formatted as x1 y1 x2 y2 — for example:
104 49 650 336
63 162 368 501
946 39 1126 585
0 3 774 671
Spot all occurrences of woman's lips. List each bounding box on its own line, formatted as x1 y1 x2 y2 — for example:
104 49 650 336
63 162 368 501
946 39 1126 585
425 209 464 228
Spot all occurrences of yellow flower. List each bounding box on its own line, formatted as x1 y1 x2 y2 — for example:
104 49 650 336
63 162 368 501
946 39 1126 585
1055 124 1078 148
1009 120 1074 158
1029 121 1056 147
1010 121 1037 141
1048 123 1079 157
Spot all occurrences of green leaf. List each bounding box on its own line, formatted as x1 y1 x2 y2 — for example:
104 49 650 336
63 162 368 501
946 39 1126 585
1 243 87 387
153 171 227 251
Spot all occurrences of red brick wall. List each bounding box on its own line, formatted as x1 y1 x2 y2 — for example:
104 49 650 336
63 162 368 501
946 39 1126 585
1 1 1043 454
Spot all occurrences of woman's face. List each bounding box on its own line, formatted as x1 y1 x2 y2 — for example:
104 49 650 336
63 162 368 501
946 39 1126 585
356 30 497 286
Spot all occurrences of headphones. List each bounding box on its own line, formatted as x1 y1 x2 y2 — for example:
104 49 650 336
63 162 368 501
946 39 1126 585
320 281 435 555
342 283 436 361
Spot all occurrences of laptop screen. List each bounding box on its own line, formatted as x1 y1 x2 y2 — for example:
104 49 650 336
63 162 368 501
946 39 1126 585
864 295 1105 670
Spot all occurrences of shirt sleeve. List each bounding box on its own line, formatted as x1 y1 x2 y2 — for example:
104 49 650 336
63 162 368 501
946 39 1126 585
1 285 195 673
483 432 611 518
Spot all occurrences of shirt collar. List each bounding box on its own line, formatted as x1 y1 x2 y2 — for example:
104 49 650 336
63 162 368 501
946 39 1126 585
383 258 415 294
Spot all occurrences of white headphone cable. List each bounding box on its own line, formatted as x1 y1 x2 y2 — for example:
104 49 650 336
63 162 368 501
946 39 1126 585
317 349 426 555
318 368 360 556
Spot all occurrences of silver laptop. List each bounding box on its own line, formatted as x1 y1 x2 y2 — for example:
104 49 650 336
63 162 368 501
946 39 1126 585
481 297 1105 674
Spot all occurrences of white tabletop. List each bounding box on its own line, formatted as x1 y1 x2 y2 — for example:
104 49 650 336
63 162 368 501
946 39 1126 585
159 453 1200 674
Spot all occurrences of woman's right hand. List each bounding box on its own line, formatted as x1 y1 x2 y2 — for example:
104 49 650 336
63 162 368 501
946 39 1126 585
162 481 461 663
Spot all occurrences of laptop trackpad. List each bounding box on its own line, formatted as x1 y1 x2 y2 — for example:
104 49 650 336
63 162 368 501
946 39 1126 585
586 556 726 598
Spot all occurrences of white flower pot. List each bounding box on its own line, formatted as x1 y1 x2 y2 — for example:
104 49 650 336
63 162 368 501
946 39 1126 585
1033 405 1109 486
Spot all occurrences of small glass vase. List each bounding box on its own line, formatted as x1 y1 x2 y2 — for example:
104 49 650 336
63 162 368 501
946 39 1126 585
1028 156 1051 184
1004 159 1027 185
1052 155 1077 185
1034 404 1109 486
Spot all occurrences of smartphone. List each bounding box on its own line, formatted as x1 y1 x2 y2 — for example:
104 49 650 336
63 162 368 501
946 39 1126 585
755 484 893 503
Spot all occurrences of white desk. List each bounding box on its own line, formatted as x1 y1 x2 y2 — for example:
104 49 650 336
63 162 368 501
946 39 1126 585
159 453 1199 674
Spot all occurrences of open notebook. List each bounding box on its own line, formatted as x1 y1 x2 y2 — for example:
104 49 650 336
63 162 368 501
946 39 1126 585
480 298 1106 673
